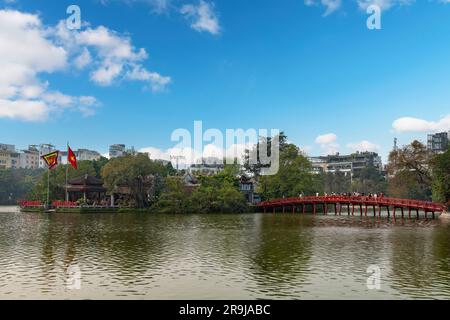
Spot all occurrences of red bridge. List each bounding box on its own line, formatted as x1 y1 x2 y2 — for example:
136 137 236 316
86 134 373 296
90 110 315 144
258 196 446 219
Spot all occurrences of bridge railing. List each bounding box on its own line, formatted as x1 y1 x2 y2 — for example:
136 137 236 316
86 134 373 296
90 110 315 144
259 196 445 211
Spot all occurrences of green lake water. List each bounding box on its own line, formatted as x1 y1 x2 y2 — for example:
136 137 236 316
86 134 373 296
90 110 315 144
0 206 449 299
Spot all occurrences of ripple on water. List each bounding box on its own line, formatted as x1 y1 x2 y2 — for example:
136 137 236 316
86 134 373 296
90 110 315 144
0 210 449 299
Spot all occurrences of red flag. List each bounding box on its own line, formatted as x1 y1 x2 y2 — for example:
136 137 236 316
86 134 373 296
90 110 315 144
41 151 59 170
68 146 78 169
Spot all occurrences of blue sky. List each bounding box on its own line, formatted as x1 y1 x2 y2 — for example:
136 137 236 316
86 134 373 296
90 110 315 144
1 0 450 162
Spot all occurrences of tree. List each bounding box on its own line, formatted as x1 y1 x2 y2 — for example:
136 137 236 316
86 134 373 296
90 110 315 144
430 149 450 208
101 154 169 208
92 157 109 178
244 132 288 178
351 158 387 194
153 176 191 213
0 168 43 204
154 164 248 213
387 140 432 200
322 171 351 194
258 143 323 200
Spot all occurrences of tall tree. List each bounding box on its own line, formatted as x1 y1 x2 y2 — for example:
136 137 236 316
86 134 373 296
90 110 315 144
0 168 43 204
101 154 169 208
430 149 450 208
258 143 323 200
387 140 432 200
244 132 288 178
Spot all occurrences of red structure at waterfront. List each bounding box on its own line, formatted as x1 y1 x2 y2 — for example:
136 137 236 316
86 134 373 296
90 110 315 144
258 196 446 219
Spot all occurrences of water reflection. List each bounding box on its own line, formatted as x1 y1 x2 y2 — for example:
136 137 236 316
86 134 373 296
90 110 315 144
246 215 313 298
0 209 449 299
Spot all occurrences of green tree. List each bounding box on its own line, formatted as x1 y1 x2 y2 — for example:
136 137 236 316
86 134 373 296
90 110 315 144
0 168 43 204
322 171 351 194
154 164 248 213
244 132 288 178
153 176 192 213
387 140 432 200
430 149 450 208
351 158 387 194
101 154 169 208
92 157 109 178
258 143 323 200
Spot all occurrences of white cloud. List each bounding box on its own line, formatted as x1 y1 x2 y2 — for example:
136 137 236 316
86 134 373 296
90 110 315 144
0 9 97 121
315 133 340 155
126 65 171 92
356 0 414 11
54 22 171 90
0 8 171 122
181 0 220 35
304 0 414 15
392 115 450 133
315 133 337 144
304 0 342 16
74 48 92 69
347 140 380 152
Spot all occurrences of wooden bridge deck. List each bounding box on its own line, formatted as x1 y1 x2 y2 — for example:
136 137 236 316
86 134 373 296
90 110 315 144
258 196 446 219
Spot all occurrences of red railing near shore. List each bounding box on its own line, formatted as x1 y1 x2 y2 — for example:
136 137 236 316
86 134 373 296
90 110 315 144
18 200 43 207
258 195 446 216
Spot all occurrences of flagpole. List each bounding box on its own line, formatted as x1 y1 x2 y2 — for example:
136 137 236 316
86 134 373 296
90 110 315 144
47 167 50 208
65 142 69 202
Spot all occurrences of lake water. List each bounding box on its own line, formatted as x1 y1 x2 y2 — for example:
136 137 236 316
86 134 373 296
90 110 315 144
0 206 449 299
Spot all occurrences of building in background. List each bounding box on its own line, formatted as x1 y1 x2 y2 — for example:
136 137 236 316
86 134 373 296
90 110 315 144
427 132 449 153
308 151 382 179
61 148 102 164
189 157 225 175
0 144 15 152
19 145 40 169
0 144 20 169
109 144 126 158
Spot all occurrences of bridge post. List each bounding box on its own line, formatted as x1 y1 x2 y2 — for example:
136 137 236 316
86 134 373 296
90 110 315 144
313 203 316 215
372 205 376 217
324 203 327 215
351 204 354 216
263 206 266 214
378 205 381 217
292 205 295 214
359 204 363 216
335 203 338 215
401 207 404 218
282 206 285 214
364 205 368 217
387 206 390 218
408 207 411 219
425 211 428 219
302 204 305 214
273 206 275 214
432 211 435 219
347 204 350 215
416 209 419 219
393 207 396 219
